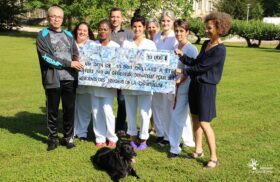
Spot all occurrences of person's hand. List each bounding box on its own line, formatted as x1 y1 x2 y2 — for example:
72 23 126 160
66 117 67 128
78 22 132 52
176 75 188 86
174 49 184 57
71 61 83 71
176 77 182 85
176 68 182 74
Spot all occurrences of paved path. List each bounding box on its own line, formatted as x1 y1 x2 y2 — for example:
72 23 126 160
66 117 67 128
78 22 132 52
19 26 41 32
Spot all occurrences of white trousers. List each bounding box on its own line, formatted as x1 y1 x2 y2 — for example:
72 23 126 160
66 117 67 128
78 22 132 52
182 114 195 147
92 95 118 143
152 93 172 140
74 93 93 138
169 94 195 154
124 95 152 140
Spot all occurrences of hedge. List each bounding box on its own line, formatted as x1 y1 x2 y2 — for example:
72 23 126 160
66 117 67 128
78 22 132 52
189 18 280 49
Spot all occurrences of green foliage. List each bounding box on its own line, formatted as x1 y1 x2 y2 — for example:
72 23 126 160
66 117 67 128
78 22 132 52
188 18 205 44
214 0 264 20
72 0 140 29
0 0 26 31
24 0 194 30
250 2 264 20
261 0 280 17
231 20 280 48
139 0 194 20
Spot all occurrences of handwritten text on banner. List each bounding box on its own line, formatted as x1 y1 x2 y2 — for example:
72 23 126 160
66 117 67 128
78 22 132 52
78 44 178 94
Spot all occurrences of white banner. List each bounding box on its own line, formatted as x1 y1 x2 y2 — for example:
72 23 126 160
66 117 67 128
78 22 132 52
78 44 178 94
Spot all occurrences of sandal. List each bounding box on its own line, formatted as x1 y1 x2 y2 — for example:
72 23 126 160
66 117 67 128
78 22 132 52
187 151 204 159
204 160 220 169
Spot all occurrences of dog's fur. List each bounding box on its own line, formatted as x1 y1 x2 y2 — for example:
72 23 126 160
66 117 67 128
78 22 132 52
92 140 139 182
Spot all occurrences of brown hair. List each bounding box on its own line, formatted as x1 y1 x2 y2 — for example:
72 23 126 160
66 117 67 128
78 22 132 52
204 12 232 36
174 19 190 32
110 7 123 16
73 22 95 41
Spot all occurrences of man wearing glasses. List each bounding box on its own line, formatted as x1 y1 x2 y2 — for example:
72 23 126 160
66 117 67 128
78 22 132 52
36 5 83 151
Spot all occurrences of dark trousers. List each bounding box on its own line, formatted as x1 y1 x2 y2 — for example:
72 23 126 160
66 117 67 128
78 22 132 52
116 89 127 131
45 81 76 142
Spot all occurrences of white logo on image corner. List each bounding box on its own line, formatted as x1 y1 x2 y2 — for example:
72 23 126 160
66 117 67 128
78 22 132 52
248 159 258 171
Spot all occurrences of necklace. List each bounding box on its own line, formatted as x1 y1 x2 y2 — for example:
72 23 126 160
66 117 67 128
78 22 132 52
205 39 221 52
208 41 219 46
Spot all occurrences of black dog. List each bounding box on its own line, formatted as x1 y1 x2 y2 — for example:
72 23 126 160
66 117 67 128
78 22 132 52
92 140 140 182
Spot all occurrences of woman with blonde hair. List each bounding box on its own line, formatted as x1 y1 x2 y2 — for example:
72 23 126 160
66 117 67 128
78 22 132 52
152 10 177 146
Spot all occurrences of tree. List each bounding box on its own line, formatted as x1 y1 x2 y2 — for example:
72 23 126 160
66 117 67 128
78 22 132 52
24 0 195 30
0 0 25 31
214 0 264 20
139 0 194 20
188 17 205 44
24 0 140 30
261 0 280 17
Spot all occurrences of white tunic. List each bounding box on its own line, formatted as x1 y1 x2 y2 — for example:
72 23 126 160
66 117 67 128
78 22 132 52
169 43 198 154
174 43 198 94
92 40 120 97
153 31 178 50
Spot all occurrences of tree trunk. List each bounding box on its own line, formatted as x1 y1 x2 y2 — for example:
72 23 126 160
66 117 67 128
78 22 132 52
195 35 201 44
244 37 252 47
276 41 280 50
67 15 72 31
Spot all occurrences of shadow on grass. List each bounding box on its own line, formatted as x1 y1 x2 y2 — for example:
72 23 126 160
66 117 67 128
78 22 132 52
0 110 47 143
0 31 37 39
258 48 280 53
0 107 84 144
224 43 280 51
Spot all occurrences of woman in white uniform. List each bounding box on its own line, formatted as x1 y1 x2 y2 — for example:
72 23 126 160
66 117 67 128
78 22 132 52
122 10 157 150
74 22 95 141
152 10 177 146
168 19 197 158
93 19 119 148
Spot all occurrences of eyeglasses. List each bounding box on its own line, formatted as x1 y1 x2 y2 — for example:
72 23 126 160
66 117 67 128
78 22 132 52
49 15 63 20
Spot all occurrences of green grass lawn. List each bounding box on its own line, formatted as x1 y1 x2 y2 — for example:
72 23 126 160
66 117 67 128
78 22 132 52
0 32 279 182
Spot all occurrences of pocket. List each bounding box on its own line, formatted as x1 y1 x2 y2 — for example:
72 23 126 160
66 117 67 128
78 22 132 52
45 68 55 85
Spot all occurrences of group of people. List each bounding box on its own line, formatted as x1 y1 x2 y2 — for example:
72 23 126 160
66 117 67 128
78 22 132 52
36 5 231 169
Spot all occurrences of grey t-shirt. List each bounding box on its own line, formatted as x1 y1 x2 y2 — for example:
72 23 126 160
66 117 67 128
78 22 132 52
111 28 134 46
49 30 74 81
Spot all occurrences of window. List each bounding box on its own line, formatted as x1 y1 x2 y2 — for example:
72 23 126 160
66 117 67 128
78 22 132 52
208 0 212 11
198 1 202 10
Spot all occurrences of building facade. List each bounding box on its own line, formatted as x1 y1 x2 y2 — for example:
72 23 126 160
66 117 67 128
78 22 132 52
192 0 217 18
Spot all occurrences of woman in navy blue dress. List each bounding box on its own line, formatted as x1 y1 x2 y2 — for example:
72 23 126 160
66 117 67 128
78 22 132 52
175 12 232 168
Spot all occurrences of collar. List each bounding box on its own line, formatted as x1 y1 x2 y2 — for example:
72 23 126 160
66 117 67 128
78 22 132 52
113 26 125 33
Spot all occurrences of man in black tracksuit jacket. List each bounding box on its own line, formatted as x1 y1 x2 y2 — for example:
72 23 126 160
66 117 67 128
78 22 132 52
36 5 83 151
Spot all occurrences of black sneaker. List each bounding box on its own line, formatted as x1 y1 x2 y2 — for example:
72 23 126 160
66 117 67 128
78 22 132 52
155 137 164 144
60 139 76 149
47 142 57 151
47 139 58 151
65 142 76 149
158 140 170 147
168 152 179 159
78 137 87 142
